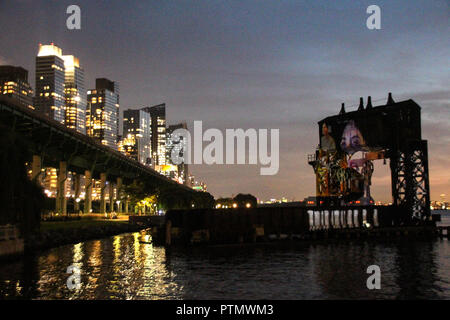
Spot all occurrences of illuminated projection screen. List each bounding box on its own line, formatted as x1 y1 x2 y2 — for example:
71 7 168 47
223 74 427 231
318 102 422 155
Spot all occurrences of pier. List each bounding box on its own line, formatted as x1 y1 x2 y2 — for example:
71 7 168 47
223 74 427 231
153 205 440 246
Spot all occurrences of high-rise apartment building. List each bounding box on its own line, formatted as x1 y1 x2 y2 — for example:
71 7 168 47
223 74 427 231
62 55 86 133
0 65 33 109
86 78 120 149
167 122 189 184
34 43 86 133
122 108 151 165
34 44 66 124
142 103 166 166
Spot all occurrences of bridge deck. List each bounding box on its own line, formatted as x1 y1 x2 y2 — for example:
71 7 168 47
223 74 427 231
0 95 191 188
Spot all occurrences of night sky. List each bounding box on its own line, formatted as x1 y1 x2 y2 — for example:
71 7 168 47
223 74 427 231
0 0 448 202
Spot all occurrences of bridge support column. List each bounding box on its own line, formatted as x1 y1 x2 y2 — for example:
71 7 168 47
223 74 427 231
109 181 114 213
57 161 68 216
73 173 81 213
100 173 107 214
125 199 129 214
31 155 42 183
116 177 123 213
84 170 92 214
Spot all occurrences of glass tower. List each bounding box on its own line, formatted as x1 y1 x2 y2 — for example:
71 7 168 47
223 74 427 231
86 78 120 149
34 44 66 124
62 55 86 133
122 108 152 165
167 122 189 184
142 104 166 166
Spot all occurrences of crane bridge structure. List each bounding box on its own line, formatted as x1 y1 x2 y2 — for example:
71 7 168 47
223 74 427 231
308 93 430 223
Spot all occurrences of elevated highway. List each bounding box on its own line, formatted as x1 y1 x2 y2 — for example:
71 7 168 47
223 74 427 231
0 95 192 215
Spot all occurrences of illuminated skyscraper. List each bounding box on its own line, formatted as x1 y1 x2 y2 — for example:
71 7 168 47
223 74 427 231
62 55 86 133
167 122 189 184
86 78 120 149
34 43 65 124
142 103 166 166
122 108 151 165
34 43 86 132
0 65 33 109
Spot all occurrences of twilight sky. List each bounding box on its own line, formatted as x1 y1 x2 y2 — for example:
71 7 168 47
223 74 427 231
0 0 449 202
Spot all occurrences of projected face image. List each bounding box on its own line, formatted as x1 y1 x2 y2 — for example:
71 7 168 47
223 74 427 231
321 123 336 151
340 120 366 155
322 123 329 135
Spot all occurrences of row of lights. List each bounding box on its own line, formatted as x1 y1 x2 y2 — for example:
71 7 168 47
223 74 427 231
215 203 252 209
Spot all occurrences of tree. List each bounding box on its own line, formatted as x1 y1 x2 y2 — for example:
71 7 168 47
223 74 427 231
122 176 215 214
192 191 215 209
123 180 148 207
215 197 234 208
233 193 257 208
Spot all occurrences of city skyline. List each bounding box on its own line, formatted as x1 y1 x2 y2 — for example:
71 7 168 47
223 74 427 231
1 42 204 191
0 0 448 202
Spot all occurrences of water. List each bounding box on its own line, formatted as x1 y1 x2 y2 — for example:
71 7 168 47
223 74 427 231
0 211 449 300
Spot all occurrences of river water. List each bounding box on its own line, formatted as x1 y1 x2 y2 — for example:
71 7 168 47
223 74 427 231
0 211 449 300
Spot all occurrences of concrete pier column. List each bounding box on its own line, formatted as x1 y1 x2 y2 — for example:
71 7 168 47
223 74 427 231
31 155 42 182
109 181 114 213
73 173 81 212
116 177 123 213
100 173 107 214
57 161 68 215
84 170 92 214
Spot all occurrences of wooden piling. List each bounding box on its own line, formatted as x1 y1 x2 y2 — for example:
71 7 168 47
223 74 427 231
165 220 172 246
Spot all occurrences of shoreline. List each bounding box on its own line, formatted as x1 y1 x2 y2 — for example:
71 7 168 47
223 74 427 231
26 220 147 252
1 210 447 262
0 220 147 262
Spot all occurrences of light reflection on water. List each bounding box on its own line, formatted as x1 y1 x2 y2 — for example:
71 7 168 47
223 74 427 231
0 223 449 299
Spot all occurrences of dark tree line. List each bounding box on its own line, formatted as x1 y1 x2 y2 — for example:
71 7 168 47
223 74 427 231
123 179 215 213
216 193 258 208
0 124 44 236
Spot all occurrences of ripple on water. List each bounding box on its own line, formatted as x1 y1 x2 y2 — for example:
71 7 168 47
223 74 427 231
0 230 449 299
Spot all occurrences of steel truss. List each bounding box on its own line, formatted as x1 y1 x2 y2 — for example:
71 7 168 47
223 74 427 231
390 140 430 220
